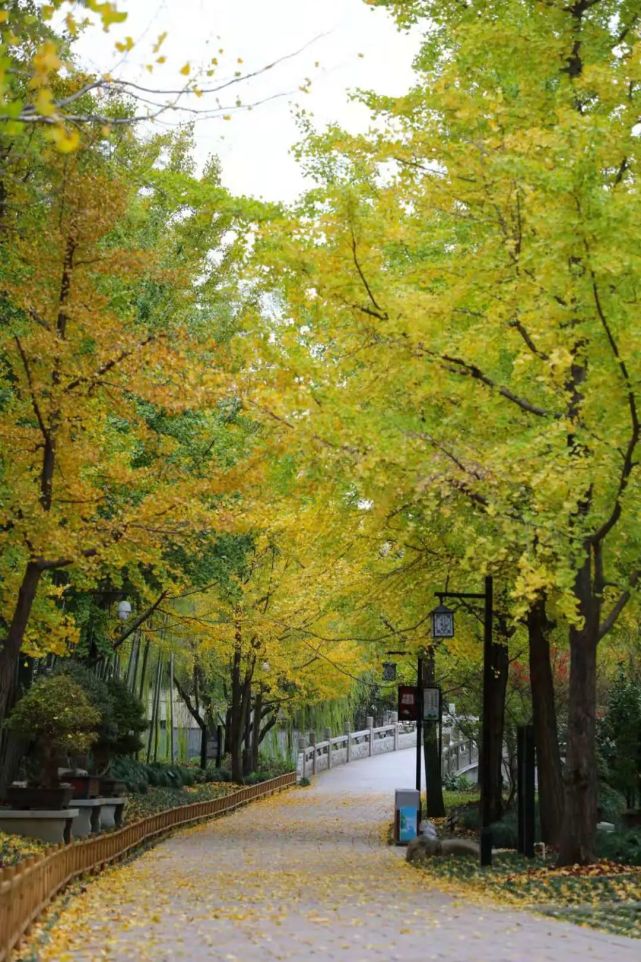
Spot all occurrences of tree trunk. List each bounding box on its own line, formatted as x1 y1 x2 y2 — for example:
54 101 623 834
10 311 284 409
0 562 42 725
173 675 207 770
527 598 564 845
242 688 253 777
558 628 598 864
199 723 208 770
224 708 231 758
147 656 163 764
251 689 263 773
229 643 252 783
137 640 150 702
558 559 599 866
230 648 243 783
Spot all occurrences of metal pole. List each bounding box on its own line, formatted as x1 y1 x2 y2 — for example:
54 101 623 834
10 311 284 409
438 686 443 773
517 724 535 858
416 654 423 820
480 575 493 866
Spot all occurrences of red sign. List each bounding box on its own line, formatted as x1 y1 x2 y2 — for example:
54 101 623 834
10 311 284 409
397 685 418 721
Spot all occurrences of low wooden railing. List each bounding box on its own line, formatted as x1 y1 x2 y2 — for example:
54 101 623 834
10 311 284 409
0 771 296 962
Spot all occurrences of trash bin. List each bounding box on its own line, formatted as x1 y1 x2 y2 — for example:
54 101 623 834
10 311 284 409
394 788 420 845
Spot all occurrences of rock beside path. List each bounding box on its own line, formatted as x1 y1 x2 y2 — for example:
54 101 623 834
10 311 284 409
406 834 480 862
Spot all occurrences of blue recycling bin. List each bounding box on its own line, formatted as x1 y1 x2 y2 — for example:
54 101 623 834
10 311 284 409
394 788 420 845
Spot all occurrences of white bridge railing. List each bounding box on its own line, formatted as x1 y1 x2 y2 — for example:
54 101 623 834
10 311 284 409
296 719 478 780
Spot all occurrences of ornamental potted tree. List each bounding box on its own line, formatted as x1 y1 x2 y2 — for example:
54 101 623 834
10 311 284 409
56 663 117 798
56 664 146 796
4 675 102 809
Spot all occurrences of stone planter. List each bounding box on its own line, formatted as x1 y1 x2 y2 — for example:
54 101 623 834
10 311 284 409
71 799 104 838
99 797 126 830
68 775 101 799
6 784 73 810
99 778 126 797
0 808 78 844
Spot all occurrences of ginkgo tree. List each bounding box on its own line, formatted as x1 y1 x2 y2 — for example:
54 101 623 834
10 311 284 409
247 0 641 864
165 503 378 780
0 120 265 764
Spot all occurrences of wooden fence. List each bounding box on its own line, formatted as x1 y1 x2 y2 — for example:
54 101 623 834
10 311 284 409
0 771 296 961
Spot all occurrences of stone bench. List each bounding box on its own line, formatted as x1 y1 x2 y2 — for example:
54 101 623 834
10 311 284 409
71 798 104 838
99 797 126 830
0 808 79 844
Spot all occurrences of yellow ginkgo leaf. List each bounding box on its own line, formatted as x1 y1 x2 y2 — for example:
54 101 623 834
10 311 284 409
49 125 81 154
34 87 56 117
153 31 168 53
115 36 134 53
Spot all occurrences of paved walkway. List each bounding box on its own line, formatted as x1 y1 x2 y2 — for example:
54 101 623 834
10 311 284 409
33 751 640 961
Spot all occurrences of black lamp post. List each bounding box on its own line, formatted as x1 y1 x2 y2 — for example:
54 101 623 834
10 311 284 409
430 575 495 867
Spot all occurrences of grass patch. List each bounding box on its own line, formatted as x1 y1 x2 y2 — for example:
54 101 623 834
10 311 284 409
443 788 480 810
544 902 641 938
123 781 241 822
411 850 641 939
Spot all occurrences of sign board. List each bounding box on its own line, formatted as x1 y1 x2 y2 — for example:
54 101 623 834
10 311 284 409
382 661 397 682
423 686 441 722
397 684 418 721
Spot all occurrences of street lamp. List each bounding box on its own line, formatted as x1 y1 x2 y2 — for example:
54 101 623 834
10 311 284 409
117 599 132 621
430 603 455 640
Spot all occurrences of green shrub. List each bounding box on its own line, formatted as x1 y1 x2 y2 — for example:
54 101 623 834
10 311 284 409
443 772 476 792
205 764 232 783
598 783 627 824
104 676 147 757
488 812 519 849
178 766 197 786
243 771 267 785
456 802 481 831
55 663 147 770
453 802 541 848
110 756 150 793
7 675 101 787
596 829 641 866
256 753 293 778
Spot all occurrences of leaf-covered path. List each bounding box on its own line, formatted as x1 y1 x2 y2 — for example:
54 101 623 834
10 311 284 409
32 752 640 961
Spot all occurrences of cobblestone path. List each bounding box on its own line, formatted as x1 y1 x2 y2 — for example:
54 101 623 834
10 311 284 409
30 751 641 961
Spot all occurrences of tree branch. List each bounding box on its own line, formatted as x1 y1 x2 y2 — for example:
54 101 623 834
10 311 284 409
112 591 169 650
349 225 387 318
416 342 558 419
174 674 206 728
598 569 641 641
65 333 156 393
13 336 49 442
589 276 640 544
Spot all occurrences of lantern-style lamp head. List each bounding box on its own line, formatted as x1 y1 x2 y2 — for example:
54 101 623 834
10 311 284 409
117 599 132 621
431 602 454 639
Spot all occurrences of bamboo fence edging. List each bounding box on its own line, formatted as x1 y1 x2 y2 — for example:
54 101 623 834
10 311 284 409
0 771 297 962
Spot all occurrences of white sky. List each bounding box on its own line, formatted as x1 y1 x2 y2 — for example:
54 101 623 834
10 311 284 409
71 0 420 201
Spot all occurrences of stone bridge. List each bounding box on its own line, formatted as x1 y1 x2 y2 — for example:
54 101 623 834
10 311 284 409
297 720 479 782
